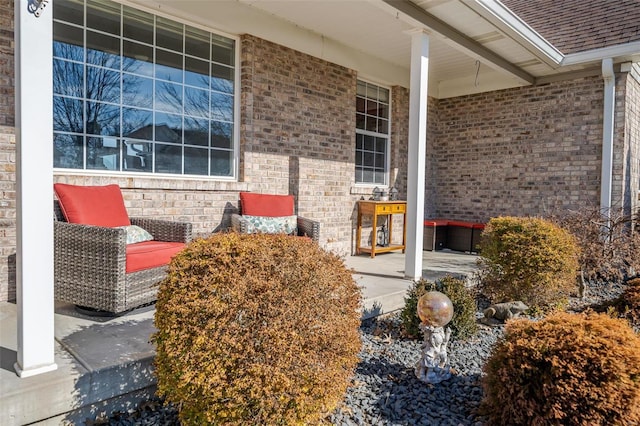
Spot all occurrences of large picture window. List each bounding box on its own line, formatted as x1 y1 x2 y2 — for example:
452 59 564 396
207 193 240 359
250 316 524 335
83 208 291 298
52 0 237 177
355 80 390 185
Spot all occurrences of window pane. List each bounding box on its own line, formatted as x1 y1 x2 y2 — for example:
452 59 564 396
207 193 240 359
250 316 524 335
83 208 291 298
123 6 154 44
185 26 210 60
54 60 84 97
211 35 235 66
356 97 365 113
122 107 152 138
86 101 120 136
374 170 385 184
155 49 183 82
211 121 232 148
184 87 209 118
86 66 120 103
364 135 374 152
375 152 385 168
54 96 84 133
378 102 389 119
356 113 365 130
156 17 183 52
87 0 121 35
123 140 152 172
362 168 373 183
54 0 84 25
155 144 182 173
211 149 232 176
155 112 182 143
123 41 153 76
53 22 84 61
378 119 388 134
356 80 366 97
366 84 378 99
52 0 237 178
184 147 208 175
376 137 386 153
122 74 153 107
54 133 84 169
185 57 210 88
87 136 120 170
184 117 209 146
363 151 374 167
211 64 234 93
378 87 390 103
365 116 377 132
87 31 120 69
211 92 233 121
156 81 183 114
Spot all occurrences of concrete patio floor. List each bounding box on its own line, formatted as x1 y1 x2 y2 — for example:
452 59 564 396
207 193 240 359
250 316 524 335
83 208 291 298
0 249 477 425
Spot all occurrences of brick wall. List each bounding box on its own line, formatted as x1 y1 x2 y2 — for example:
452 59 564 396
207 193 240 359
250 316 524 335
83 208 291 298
431 77 605 221
0 0 13 127
624 65 640 222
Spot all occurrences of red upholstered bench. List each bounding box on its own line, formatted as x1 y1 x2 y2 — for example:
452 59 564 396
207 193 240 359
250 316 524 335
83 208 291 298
423 219 485 253
423 219 449 251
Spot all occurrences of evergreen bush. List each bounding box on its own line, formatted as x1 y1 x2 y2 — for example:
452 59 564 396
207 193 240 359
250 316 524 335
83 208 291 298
400 275 478 341
153 233 362 425
477 216 580 310
481 311 640 425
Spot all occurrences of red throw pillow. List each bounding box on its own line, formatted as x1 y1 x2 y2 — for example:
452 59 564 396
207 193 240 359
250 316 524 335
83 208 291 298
240 192 295 217
54 183 131 227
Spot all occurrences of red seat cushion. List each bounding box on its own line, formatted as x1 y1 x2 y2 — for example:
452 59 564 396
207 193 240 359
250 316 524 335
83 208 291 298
54 183 131 227
240 192 295 217
126 241 185 273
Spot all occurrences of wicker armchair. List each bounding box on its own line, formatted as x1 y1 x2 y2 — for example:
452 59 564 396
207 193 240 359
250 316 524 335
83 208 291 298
54 200 192 315
230 192 320 243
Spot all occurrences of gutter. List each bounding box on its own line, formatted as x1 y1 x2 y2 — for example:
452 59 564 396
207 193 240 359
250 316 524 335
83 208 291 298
600 58 615 217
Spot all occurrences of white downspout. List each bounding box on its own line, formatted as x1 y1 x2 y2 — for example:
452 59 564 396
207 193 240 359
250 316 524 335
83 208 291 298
600 58 615 219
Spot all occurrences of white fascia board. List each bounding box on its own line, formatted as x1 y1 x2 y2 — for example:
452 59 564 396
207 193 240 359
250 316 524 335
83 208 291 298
562 41 640 66
463 0 564 67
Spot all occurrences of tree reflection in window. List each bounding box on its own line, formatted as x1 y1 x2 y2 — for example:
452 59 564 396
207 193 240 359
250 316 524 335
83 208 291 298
52 0 236 177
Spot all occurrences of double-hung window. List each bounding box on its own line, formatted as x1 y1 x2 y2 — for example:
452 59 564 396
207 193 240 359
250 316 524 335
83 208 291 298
52 0 237 177
355 80 390 185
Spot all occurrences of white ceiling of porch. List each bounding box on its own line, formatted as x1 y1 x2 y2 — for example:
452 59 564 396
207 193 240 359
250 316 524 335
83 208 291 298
138 0 622 98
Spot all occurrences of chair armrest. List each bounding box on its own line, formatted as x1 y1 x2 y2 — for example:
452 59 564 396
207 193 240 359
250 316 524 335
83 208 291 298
54 221 127 274
230 213 251 234
297 216 320 243
130 218 192 243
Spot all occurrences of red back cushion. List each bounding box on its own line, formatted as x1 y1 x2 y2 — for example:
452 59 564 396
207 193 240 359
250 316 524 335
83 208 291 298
54 183 131 227
240 192 295 217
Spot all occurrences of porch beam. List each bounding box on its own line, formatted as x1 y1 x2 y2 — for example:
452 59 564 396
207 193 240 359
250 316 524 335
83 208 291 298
404 30 429 280
14 0 57 377
382 0 535 85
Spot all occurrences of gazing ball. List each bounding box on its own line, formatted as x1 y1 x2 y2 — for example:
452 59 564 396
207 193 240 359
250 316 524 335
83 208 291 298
417 291 454 327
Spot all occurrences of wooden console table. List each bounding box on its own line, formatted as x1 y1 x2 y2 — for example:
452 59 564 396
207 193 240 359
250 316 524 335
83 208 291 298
356 200 407 258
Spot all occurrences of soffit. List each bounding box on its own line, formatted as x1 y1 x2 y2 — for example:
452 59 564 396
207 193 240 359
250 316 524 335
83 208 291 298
136 0 636 98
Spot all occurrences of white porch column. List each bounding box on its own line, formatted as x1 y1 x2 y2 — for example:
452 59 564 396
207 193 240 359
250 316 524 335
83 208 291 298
14 0 57 377
404 30 429 280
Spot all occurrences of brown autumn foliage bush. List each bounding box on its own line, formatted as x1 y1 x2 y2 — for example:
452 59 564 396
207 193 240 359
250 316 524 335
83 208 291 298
548 207 640 286
481 311 640 425
153 233 362 425
617 277 640 326
477 216 580 310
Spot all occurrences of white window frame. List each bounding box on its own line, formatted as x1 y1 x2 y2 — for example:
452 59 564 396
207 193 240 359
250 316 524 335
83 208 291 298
355 79 391 187
51 0 241 181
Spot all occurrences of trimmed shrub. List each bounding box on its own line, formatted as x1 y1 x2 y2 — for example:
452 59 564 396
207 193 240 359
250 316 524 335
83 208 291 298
477 216 580 310
153 233 362 425
481 311 640 425
400 275 478 341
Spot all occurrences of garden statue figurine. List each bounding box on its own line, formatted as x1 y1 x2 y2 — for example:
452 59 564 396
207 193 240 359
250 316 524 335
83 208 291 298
415 291 454 384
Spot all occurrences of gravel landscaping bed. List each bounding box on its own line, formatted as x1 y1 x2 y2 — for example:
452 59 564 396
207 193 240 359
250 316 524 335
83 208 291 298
102 280 630 426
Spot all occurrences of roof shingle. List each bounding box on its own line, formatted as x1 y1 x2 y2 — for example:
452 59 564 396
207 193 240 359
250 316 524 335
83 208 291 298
500 0 640 54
